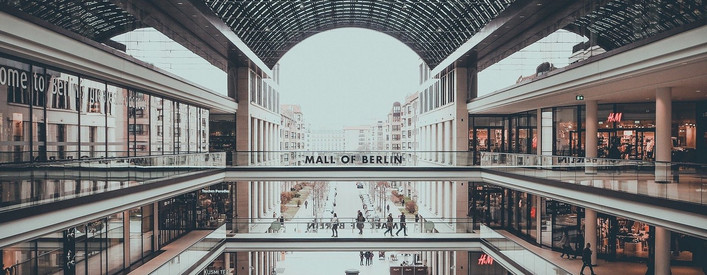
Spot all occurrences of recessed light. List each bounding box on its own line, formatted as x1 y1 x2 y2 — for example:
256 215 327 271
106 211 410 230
177 2 183 4
537 3 543 6
697 90 702 93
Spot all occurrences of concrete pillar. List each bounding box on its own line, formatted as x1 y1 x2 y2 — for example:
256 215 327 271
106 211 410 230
259 182 265 218
251 117 257 164
455 181 468 232
437 181 443 216
262 182 267 215
123 210 130 269
537 108 543 156
444 120 452 164
455 250 467 274
585 209 598 265
236 251 250 275
586 100 598 174
536 196 542 244
656 87 672 182
655 226 671 275
445 182 452 220
259 120 265 163
264 122 269 162
236 181 251 233
436 123 443 162
250 182 257 221
153 202 159 250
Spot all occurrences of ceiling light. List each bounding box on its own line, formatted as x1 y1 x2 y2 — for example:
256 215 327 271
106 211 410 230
697 90 702 93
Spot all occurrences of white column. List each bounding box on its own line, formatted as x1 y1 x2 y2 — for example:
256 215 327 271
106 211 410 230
655 226 671 275
436 181 443 215
426 125 431 160
656 87 672 181
586 100 598 174
445 182 452 220
436 123 443 162
251 118 258 164
264 123 269 162
250 181 257 221
444 120 452 164
257 119 263 152
260 182 265 218
263 181 271 216
585 209 597 265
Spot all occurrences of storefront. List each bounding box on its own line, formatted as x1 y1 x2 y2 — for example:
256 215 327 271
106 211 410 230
467 183 540 244
468 183 706 267
0 52 210 164
468 111 537 164
469 102 706 163
197 182 235 229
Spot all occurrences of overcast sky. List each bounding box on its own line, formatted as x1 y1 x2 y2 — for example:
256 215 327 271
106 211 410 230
115 28 585 130
278 28 420 130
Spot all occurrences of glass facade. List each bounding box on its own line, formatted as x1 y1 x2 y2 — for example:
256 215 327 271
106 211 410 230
0 213 125 275
0 53 210 164
469 102 706 163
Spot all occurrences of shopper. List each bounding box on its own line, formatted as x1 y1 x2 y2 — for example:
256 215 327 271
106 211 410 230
356 211 366 234
383 213 394 236
396 213 408 236
331 213 339 237
580 243 596 275
559 231 572 259
360 251 364 266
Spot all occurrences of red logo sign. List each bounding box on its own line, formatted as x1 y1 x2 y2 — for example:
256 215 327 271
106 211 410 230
478 254 494 265
607 113 622 122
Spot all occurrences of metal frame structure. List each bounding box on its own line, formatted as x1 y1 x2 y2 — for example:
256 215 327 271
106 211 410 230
1 0 704 70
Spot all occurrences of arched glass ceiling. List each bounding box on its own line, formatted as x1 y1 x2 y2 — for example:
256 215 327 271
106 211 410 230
0 0 143 42
203 0 515 68
565 0 706 51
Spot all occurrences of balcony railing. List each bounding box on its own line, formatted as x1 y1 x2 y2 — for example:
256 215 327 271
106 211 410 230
0 152 226 213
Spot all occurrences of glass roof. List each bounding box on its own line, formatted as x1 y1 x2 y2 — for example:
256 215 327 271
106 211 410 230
0 0 143 42
203 0 515 68
565 0 706 51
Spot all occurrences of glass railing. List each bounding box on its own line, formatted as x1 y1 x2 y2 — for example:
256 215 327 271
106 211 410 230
227 217 477 236
229 151 474 167
151 226 227 275
480 152 707 206
0 152 226 213
479 225 572 275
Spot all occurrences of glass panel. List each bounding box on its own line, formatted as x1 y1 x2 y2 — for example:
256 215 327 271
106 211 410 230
79 77 107 159
130 207 143 264
200 108 209 152
189 105 198 152
106 84 129 157
32 65 47 162
107 212 124 274
150 96 164 155
46 68 79 161
129 90 150 156
0 57 32 163
554 107 578 156
162 98 174 154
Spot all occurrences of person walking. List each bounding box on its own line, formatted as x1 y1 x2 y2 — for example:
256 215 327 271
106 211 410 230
396 214 408 236
331 213 339 237
304 200 308 209
356 210 366 234
559 231 572 259
580 243 596 275
360 251 364 266
383 213 394 236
